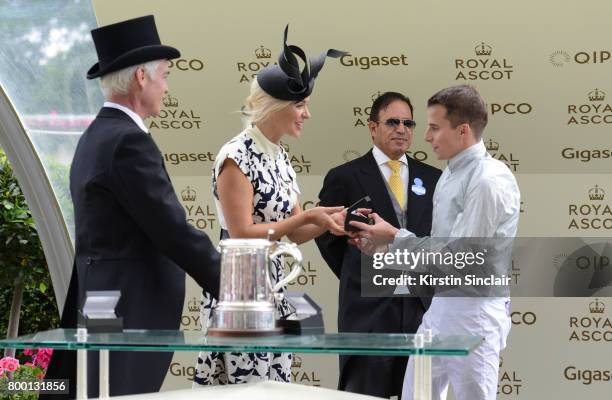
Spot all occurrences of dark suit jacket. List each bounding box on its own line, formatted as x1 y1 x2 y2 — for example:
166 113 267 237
43 107 220 398
315 150 440 397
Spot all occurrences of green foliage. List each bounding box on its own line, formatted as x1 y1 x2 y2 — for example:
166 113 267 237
0 149 47 289
0 285 59 337
0 363 45 400
0 148 59 337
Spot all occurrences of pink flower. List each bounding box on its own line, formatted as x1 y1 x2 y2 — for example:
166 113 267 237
37 348 52 357
25 362 34 367
35 356 51 369
0 357 20 372
31 348 53 370
0 366 4 376
23 349 34 356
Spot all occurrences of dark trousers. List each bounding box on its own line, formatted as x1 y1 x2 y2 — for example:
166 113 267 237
339 355 409 399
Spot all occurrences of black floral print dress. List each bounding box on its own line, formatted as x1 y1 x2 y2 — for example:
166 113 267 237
193 126 299 385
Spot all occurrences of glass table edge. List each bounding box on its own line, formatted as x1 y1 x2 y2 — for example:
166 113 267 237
0 342 476 356
0 329 483 356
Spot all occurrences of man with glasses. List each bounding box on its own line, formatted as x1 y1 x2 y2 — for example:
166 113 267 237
315 92 441 398
350 85 520 400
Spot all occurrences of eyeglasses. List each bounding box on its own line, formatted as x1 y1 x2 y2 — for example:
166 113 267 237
375 118 416 129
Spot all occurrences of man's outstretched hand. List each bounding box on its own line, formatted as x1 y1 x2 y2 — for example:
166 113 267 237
348 212 398 255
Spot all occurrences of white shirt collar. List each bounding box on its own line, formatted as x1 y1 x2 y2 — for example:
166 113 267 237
103 101 148 133
447 140 487 173
246 125 282 157
372 145 408 167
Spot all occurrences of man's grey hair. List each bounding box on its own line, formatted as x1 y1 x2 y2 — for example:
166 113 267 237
99 60 162 98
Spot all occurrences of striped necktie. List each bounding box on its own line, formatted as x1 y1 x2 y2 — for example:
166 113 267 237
387 160 405 209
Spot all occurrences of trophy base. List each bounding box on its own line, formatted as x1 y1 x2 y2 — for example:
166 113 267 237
208 327 283 337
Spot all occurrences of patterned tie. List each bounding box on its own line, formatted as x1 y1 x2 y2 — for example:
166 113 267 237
387 160 405 209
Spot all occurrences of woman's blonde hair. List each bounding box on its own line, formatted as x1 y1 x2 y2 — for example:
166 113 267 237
242 79 292 127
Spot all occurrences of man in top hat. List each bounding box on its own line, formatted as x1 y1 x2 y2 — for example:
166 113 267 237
42 15 220 398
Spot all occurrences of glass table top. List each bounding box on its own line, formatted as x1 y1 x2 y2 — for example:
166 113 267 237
0 329 483 356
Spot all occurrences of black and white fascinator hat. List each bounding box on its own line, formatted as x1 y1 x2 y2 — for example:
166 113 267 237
256 25 347 101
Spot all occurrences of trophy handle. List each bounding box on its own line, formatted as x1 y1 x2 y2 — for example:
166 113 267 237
269 242 303 294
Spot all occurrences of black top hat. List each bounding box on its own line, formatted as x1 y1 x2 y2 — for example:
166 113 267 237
87 15 180 79
257 25 347 101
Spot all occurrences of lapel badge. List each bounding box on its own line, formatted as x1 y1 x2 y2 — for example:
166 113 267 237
411 177 426 196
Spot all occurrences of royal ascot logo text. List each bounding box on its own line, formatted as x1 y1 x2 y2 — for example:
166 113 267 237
568 298 611 342
180 186 218 231
168 58 204 72
455 42 514 81
291 355 321 386
236 45 277 83
149 94 203 130
497 356 524 396
550 49 612 67
508 259 521 285
339 54 408 70
351 91 379 128
484 138 520 172
284 256 319 287
568 185 612 230
280 142 313 174
567 89 612 125
180 296 203 331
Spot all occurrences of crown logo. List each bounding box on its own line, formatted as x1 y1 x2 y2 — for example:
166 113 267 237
291 355 303 368
485 138 499 151
371 90 383 102
589 298 605 314
588 185 605 201
162 94 179 108
588 88 606 102
181 186 197 202
255 45 272 59
475 42 492 56
188 297 201 313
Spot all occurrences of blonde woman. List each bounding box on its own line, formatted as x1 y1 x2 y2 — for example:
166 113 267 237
193 27 346 385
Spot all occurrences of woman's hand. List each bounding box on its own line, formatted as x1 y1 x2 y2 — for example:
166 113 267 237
303 206 346 235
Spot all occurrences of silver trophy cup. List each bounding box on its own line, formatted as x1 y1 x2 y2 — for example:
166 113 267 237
208 238 302 336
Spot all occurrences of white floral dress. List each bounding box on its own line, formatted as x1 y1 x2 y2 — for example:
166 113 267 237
193 125 299 385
